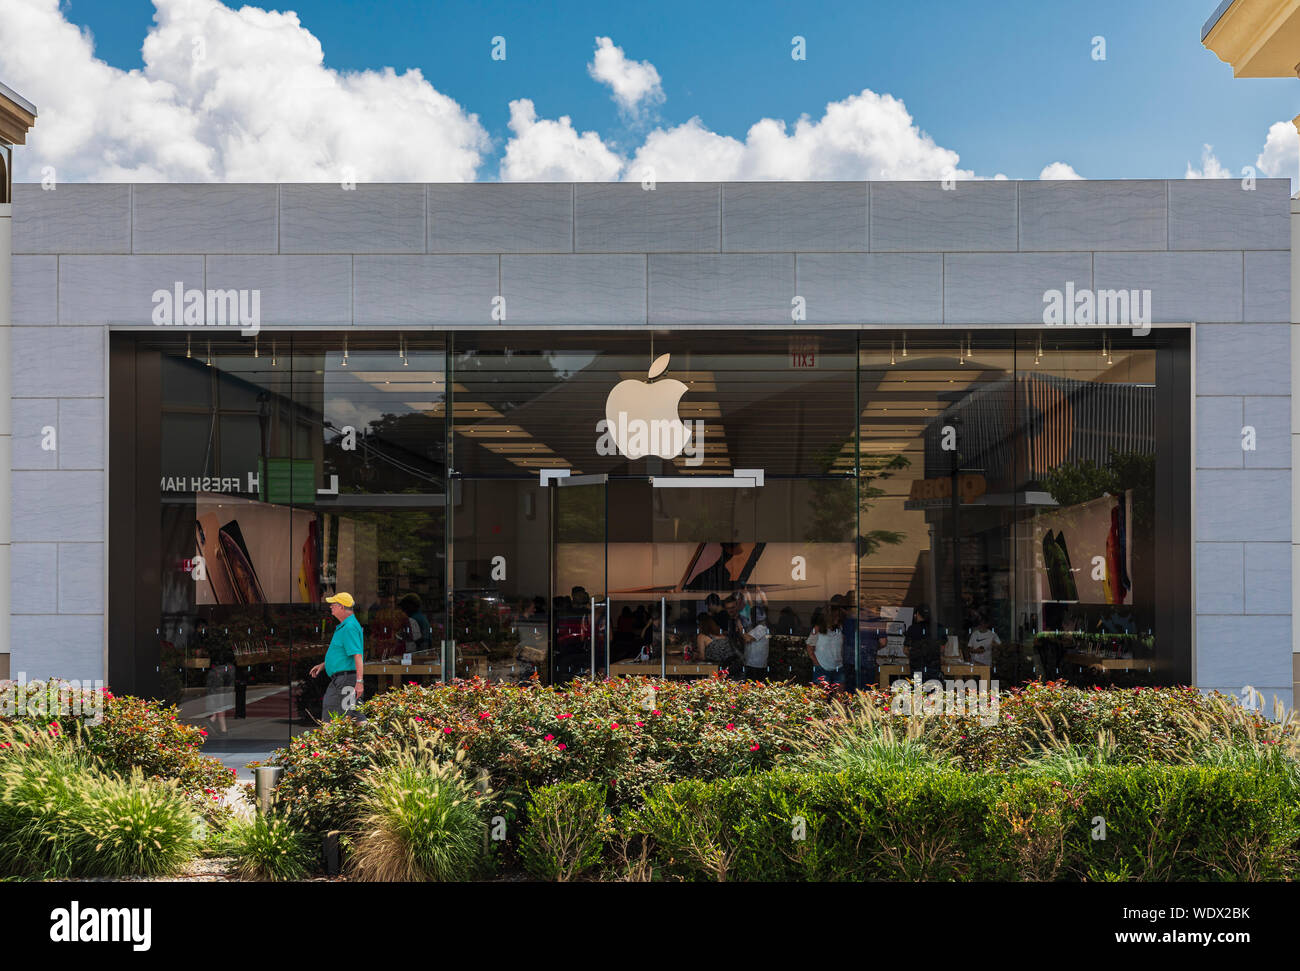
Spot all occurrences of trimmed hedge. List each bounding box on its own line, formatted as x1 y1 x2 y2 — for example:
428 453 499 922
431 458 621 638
621 763 1300 882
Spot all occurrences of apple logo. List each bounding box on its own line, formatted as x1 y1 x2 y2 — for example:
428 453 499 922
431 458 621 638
604 353 692 460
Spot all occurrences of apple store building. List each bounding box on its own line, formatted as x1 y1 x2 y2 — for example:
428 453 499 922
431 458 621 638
10 180 1294 748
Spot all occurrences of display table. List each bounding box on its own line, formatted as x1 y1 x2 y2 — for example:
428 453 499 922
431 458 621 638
877 660 911 686
941 660 992 681
1062 652 1144 672
364 662 442 691
609 660 721 677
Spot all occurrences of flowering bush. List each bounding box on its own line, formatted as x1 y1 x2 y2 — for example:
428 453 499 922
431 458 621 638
263 675 837 833
866 680 1293 770
0 679 234 819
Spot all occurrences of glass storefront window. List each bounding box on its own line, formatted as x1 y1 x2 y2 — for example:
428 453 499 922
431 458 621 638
857 330 1187 692
110 327 1191 746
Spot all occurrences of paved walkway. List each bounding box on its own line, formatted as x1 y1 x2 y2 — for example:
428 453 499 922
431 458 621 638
213 749 276 783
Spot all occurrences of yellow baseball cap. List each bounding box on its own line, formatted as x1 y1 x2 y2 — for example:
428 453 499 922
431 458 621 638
325 592 355 608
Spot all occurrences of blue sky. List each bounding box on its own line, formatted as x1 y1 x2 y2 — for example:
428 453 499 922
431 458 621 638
7 0 1296 183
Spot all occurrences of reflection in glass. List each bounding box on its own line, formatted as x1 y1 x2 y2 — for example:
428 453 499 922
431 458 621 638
120 327 1189 724
857 331 1177 692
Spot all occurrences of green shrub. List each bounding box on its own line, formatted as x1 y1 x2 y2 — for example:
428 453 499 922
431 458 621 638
0 724 198 878
521 782 611 881
0 680 235 821
1064 764 1300 881
65 768 198 878
266 675 833 835
626 761 1300 882
220 814 316 882
813 681 1299 773
797 700 950 774
349 746 493 882
625 773 822 882
0 727 93 877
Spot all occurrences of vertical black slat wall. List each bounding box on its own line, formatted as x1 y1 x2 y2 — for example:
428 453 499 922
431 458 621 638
1155 331 1193 685
108 335 162 699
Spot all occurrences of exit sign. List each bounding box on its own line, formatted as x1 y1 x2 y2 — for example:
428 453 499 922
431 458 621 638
790 338 819 368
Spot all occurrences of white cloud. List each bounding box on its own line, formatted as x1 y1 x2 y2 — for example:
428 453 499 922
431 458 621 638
499 99 623 182
1255 120 1298 185
0 0 489 182
1039 162 1083 180
1185 144 1232 179
503 88 975 182
0 0 1168 187
587 37 664 121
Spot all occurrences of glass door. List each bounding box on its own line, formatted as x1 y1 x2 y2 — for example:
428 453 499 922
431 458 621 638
449 479 550 683
551 475 607 682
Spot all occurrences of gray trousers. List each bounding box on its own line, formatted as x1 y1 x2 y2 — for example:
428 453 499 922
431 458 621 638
322 671 363 721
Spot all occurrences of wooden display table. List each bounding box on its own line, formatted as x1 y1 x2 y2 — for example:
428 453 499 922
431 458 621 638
941 660 992 681
877 660 911 686
1063 652 1144 672
364 662 442 691
609 660 721 677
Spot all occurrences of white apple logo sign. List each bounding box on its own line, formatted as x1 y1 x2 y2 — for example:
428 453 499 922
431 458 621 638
604 353 692 460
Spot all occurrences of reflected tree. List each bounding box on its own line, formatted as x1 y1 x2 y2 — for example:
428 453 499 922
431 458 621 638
805 445 909 556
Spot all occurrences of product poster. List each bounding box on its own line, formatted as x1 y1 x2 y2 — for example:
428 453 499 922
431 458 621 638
1034 491 1133 606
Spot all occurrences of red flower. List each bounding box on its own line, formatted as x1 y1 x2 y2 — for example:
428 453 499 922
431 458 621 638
750 744 760 751
557 743 567 751
544 734 555 741
199 729 208 737
634 721 644 728
610 722 620 729
725 723 735 731
443 727 453 734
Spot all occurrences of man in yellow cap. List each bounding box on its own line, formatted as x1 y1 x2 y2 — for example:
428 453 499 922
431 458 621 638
310 592 365 720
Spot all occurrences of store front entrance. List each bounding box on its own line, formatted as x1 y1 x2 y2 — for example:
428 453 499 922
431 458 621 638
452 468 839 685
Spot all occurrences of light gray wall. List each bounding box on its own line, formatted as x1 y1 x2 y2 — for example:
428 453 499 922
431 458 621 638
7 179 1293 708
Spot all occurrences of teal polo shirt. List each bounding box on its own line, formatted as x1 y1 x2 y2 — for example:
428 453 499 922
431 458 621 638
325 613 365 676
